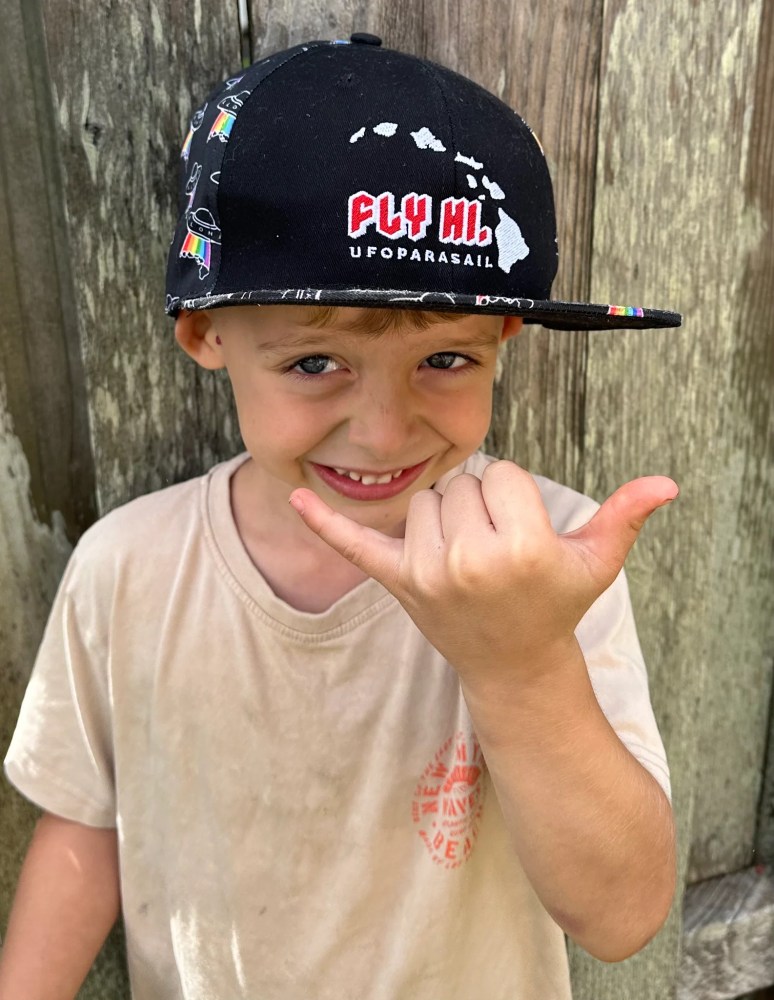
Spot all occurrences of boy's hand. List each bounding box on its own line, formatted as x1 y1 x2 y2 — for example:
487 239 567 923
289 461 677 686
290 461 679 959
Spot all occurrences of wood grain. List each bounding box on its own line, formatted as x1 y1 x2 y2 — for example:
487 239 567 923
39 0 246 516
683 0 774 883
588 0 773 882
0 0 95 538
573 1 770 997
737 0 774 874
0 0 85 955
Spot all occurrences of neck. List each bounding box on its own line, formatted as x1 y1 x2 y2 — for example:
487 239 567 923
230 458 374 610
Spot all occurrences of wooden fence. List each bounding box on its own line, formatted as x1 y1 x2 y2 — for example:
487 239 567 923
1 1 772 998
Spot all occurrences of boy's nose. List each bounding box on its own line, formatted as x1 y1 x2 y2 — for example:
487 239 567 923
346 384 421 461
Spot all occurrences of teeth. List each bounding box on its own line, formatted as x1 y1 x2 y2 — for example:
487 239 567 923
331 467 405 484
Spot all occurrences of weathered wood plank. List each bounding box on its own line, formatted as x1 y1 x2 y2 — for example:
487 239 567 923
662 0 773 882
737 0 774 874
0 0 95 539
572 2 770 998
249 0 370 55
0 0 87 954
678 866 774 1000
39 0 246 516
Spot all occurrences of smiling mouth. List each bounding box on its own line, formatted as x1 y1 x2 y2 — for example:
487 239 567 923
329 467 406 485
309 459 431 500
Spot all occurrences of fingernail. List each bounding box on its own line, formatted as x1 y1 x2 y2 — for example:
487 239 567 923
289 496 305 515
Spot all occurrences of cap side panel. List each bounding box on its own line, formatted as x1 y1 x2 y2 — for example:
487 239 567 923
166 42 332 315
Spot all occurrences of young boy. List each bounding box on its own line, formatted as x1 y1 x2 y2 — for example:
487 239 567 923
1 35 680 1000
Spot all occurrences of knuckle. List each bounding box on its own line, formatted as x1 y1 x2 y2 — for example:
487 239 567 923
408 488 435 511
506 535 544 572
445 538 488 588
411 564 443 599
483 459 513 478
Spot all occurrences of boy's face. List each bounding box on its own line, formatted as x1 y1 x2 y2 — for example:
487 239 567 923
177 305 522 537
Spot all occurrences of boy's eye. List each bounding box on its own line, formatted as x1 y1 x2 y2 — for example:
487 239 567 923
423 352 469 370
292 355 343 375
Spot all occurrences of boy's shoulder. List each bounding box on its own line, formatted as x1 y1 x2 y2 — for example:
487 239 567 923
72 453 246 574
459 452 599 534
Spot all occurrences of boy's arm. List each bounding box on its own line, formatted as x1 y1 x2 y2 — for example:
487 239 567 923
0 812 120 1000
289 460 678 961
459 637 676 961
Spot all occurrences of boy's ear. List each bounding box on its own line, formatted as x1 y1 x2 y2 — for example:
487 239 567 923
500 316 524 343
174 310 225 370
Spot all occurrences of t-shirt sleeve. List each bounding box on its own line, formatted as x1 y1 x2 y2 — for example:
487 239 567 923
4 541 117 828
575 568 672 802
526 469 672 803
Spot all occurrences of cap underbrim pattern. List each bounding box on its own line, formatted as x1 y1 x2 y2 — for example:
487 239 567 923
166 287 681 330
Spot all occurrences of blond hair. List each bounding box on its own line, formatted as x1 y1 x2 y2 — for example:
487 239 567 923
298 306 465 336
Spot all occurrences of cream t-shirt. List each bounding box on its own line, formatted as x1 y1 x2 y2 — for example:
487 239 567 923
5 451 670 1000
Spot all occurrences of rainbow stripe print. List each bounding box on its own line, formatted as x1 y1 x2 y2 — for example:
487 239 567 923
181 128 193 160
607 305 644 318
209 110 235 141
180 231 211 271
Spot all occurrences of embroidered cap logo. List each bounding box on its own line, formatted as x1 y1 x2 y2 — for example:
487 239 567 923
345 122 530 276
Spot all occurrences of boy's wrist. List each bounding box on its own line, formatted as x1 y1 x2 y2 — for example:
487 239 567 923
457 634 597 749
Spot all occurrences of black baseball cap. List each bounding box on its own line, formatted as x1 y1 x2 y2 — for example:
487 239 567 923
165 35 681 331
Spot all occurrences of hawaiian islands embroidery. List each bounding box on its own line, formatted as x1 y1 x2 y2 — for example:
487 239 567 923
346 123 530 274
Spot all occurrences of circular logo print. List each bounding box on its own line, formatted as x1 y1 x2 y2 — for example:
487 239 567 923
412 730 486 869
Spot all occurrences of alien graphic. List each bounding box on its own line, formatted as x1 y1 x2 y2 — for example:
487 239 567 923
181 105 207 163
184 162 202 213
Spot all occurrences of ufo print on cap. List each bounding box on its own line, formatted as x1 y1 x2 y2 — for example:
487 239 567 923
180 207 222 279
208 91 251 143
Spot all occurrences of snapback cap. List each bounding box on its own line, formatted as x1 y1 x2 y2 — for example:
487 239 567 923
165 35 681 331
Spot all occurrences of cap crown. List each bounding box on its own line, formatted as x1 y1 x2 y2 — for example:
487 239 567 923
166 39 558 314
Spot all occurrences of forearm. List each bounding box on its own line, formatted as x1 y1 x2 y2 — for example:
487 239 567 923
461 638 676 962
0 813 121 1000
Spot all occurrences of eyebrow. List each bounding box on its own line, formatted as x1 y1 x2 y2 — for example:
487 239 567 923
257 327 500 356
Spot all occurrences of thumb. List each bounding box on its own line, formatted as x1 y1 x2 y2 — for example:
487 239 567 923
289 488 403 588
574 476 679 576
